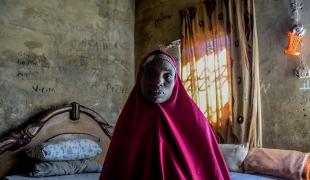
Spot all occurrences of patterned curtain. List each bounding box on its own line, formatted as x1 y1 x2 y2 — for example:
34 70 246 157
180 0 262 147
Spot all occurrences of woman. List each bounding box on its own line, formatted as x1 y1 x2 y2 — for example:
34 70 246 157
100 50 230 180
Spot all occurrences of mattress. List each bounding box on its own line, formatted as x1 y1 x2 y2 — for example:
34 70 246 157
5 173 101 180
6 172 278 180
230 172 278 180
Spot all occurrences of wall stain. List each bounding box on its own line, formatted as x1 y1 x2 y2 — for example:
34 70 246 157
24 41 43 50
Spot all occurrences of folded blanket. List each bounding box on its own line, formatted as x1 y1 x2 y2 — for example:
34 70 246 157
244 148 309 180
29 159 102 177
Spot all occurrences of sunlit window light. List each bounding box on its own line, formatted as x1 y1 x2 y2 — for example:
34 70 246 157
181 45 231 127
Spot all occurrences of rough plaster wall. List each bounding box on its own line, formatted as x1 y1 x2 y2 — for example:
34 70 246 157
135 0 202 70
0 0 135 136
136 0 310 151
257 0 310 151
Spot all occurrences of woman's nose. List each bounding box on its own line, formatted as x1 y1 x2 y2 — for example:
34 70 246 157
153 76 164 87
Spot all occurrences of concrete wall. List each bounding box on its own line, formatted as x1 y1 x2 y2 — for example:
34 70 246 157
135 0 310 151
0 0 135 136
135 0 202 70
257 0 310 151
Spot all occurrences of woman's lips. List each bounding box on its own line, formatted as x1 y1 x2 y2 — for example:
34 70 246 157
150 90 163 97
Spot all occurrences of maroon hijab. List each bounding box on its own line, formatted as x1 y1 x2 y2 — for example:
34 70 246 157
100 50 230 180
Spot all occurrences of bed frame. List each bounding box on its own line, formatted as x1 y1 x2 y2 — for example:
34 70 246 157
0 102 112 179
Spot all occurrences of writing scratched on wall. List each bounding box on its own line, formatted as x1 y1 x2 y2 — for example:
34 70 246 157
16 67 66 81
32 85 56 94
15 51 49 80
16 51 49 67
17 70 40 79
8 49 129 97
70 39 125 51
105 83 128 94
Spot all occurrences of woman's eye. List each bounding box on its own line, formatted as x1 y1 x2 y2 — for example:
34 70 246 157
164 74 173 82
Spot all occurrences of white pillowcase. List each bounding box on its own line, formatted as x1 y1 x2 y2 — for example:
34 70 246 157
219 143 249 172
26 139 102 161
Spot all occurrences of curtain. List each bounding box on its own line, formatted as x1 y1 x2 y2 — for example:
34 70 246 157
180 0 262 147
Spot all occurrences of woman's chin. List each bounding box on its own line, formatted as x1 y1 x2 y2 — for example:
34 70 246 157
147 96 164 104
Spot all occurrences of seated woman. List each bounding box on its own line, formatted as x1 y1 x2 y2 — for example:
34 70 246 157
100 50 230 180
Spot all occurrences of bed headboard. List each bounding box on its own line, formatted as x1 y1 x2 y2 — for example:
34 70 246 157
0 102 112 178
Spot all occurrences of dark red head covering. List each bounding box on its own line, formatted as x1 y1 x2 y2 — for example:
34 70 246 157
100 50 230 180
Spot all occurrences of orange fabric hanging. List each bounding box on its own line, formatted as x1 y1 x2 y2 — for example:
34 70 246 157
285 31 303 56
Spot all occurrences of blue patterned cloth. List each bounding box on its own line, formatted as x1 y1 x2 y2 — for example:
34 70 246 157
230 172 277 180
26 139 102 161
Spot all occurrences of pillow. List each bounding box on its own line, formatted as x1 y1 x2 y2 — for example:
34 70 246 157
244 148 308 179
219 143 249 172
302 155 310 180
26 139 102 161
29 159 102 177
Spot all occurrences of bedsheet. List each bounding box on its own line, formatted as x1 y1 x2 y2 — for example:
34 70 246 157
5 173 100 180
230 172 280 180
6 172 280 180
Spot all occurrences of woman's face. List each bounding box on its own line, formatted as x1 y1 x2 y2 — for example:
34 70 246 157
140 58 176 104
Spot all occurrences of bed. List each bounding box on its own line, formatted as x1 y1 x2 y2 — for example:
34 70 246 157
0 102 112 180
0 102 308 180
4 172 277 180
